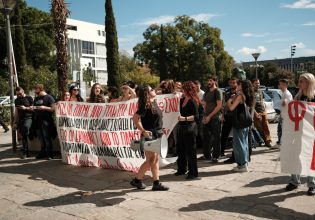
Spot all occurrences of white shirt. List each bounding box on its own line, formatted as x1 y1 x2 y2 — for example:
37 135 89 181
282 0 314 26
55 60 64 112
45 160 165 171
198 90 205 100
280 89 293 111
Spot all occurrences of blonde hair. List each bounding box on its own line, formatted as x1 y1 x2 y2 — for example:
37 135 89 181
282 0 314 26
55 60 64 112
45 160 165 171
296 73 315 100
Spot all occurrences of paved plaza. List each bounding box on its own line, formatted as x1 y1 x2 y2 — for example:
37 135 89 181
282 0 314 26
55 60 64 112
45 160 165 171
0 124 314 220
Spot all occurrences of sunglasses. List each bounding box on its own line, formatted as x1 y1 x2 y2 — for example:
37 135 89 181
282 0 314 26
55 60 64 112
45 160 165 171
73 88 79 91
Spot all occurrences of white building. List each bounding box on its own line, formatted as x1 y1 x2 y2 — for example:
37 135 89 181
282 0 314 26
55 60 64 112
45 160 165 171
66 18 108 86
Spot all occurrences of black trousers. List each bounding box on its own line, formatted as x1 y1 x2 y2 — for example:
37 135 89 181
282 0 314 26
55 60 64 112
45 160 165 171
220 115 233 154
203 117 221 159
176 123 198 177
19 118 32 154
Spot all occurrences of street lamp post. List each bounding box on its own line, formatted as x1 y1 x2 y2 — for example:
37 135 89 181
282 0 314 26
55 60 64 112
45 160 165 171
251 53 260 79
0 0 18 151
291 45 296 73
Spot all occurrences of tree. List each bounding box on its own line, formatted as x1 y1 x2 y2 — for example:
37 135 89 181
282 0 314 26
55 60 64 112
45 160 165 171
12 0 26 86
134 16 234 85
105 0 120 87
51 0 70 95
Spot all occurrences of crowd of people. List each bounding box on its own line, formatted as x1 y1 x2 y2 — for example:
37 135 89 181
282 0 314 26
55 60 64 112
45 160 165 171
2 72 315 194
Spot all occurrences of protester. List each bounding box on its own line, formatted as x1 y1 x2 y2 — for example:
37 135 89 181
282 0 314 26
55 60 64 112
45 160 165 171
175 81 183 93
0 104 9 133
69 85 84 102
14 87 34 159
285 73 315 196
130 85 169 191
227 80 255 172
252 79 272 147
200 75 223 163
88 83 106 103
107 86 120 103
192 80 205 150
119 81 136 101
277 79 293 146
61 91 70 101
33 84 56 160
161 79 176 94
221 78 238 160
194 80 205 100
175 81 200 179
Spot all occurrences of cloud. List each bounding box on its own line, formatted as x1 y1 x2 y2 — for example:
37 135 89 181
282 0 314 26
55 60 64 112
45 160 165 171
293 42 305 48
237 46 267 56
241 32 270 38
302 21 315 26
265 37 294 43
132 13 221 26
118 35 139 45
281 0 315 9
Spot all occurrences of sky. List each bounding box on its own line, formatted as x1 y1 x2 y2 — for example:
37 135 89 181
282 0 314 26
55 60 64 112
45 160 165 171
26 0 315 63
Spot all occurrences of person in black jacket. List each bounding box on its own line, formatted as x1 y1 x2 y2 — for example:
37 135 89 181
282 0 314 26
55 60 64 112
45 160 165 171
175 81 200 180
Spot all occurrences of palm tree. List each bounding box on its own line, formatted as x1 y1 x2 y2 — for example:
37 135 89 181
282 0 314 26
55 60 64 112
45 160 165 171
51 0 70 95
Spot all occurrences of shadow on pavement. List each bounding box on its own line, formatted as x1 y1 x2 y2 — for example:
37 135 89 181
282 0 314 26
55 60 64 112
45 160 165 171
178 188 313 219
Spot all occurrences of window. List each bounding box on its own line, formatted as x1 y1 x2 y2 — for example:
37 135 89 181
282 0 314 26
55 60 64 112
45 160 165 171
102 31 105 36
82 41 94 54
96 43 106 56
97 30 101 36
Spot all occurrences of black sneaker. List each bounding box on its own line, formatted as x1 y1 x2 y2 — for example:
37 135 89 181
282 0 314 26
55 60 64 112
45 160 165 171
285 183 298 191
265 142 272 148
36 154 46 159
20 154 27 159
152 183 169 191
307 187 315 196
186 174 199 180
198 156 211 161
223 157 235 164
174 171 186 176
130 179 146 189
4 129 9 133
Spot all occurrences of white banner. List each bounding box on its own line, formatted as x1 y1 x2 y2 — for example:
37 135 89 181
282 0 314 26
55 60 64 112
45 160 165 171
281 101 315 177
55 94 180 172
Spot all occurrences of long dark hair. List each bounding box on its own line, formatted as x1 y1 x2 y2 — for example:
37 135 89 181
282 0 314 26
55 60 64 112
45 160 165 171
107 86 119 100
89 83 104 103
137 85 150 114
69 85 83 102
182 81 201 104
239 80 255 108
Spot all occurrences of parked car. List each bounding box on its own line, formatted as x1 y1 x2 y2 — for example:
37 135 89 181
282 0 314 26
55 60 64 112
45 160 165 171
261 91 278 123
263 88 282 113
0 96 16 107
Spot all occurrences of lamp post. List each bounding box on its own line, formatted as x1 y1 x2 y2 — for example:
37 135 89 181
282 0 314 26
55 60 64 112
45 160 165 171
0 0 18 151
291 45 296 73
251 53 260 79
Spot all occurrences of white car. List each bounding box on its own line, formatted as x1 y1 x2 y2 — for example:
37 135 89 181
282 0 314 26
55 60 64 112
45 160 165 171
261 91 278 123
0 96 10 106
263 88 282 113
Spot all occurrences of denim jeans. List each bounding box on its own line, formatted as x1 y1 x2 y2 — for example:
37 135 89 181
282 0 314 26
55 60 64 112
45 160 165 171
36 120 53 157
233 127 249 166
19 118 32 154
289 174 315 188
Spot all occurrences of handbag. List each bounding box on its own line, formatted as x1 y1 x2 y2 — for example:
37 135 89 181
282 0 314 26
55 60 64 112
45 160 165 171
232 102 253 129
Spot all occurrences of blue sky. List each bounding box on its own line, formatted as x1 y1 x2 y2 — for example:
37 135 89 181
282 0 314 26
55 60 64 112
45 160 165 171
26 0 315 62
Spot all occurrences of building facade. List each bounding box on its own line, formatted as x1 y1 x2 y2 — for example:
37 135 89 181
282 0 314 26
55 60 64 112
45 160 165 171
242 56 315 73
67 18 108 86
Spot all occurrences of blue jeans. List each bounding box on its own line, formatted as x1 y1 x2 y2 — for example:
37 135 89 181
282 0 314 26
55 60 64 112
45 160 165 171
36 120 53 157
289 174 315 188
19 118 32 154
233 127 249 166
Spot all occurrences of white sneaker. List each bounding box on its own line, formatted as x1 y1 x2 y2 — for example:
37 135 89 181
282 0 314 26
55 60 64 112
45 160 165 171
233 165 248 172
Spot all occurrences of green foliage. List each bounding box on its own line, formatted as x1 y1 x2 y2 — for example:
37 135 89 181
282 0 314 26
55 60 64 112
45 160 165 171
0 74 10 96
105 0 120 87
22 65 58 96
134 15 234 85
0 1 56 93
124 67 160 88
